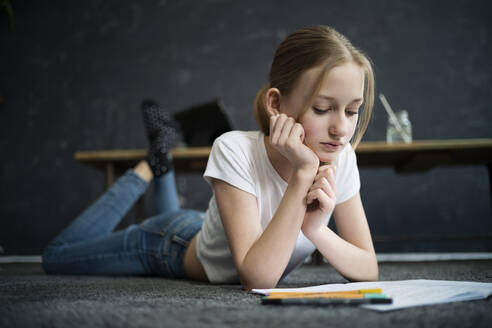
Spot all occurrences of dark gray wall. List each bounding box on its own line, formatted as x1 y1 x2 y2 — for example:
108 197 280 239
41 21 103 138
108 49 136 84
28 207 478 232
1 0 491 255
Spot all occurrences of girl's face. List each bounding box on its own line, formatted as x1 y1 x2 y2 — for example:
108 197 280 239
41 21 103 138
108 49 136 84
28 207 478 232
280 61 365 163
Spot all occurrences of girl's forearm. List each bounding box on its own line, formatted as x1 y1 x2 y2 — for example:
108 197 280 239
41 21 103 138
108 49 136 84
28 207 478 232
239 168 314 290
305 226 379 281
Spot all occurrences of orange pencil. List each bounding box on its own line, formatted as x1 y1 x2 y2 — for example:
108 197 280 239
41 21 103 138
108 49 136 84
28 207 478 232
267 293 365 299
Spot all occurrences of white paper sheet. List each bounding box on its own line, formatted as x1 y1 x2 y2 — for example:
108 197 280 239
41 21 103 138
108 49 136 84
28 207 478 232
252 279 492 311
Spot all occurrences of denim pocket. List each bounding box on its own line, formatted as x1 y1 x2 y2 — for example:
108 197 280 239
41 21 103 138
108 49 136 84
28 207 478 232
171 234 189 247
139 209 204 278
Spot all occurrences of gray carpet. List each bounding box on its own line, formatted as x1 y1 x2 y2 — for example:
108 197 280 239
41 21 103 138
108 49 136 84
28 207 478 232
1 261 491 327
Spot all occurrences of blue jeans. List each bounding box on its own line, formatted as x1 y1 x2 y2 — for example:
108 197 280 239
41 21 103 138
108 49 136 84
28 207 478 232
42 169 204 278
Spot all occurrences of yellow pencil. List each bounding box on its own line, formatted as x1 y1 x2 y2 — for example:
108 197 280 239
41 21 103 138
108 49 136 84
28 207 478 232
268 288 382 297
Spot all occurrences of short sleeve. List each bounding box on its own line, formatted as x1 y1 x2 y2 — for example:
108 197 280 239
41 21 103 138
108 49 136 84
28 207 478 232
335 144 361 205
203 133 256 196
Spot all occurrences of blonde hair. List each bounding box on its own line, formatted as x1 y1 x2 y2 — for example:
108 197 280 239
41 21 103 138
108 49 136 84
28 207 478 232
253 25 374 149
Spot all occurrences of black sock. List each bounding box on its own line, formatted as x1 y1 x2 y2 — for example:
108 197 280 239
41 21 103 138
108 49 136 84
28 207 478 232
141 99 178 176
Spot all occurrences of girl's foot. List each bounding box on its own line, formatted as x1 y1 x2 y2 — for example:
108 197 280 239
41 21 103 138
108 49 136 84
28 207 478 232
141 99 178 177
134 160 153 182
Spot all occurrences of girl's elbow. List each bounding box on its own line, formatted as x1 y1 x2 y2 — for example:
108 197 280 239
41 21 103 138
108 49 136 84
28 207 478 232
361 255 379 281
364 259 379 281
346 258 379 282
367 266 379 281
240 272 279 291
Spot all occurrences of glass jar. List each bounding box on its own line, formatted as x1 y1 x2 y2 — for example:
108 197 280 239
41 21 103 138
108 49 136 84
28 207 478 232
386 109 412 143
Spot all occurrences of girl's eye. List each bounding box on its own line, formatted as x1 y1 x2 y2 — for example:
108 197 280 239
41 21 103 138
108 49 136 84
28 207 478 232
312 106 359 116
312 107 329 114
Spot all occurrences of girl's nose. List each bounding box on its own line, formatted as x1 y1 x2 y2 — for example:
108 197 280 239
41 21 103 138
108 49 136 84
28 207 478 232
329 112 349 138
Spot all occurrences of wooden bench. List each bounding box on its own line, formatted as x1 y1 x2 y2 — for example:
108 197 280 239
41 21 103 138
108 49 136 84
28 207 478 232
75 139 492 260
75 139 492 191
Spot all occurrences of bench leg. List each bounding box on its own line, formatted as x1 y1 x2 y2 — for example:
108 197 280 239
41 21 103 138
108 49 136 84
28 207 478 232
105 162 115 189
489 164 492 218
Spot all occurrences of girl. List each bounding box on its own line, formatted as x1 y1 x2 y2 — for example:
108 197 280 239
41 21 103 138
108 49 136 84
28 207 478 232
43 25 378 290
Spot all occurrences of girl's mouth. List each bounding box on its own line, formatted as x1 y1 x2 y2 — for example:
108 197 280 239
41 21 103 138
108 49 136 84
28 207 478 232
320 142 341 152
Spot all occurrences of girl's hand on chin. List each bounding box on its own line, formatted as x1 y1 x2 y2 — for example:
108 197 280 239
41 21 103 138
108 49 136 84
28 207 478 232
269 114 319 172
302 164 337 237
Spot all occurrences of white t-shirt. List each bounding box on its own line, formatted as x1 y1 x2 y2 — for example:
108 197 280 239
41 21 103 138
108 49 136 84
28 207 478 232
195 131 360 283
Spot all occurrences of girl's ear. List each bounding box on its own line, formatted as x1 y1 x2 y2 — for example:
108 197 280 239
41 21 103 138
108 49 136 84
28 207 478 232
265 88 281 117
